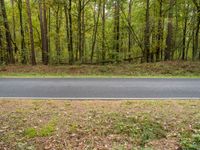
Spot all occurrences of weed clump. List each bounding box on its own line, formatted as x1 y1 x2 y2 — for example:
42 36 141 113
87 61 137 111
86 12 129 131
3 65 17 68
24 119 57 138
181 124 200 150
107 114 166 146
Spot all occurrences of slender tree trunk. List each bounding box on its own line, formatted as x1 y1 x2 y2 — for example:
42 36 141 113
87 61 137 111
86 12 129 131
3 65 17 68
165 0 174 61
39 0 45 63
65 0 74 65
182 2 189 61
0 23 3 64
64 3 69 61
128 0 133 62
26 0 36 65
0 2 3 64
156 0 163 62
75 36 78 61
0 0 15 64
81 0 85 63
192 21 195 60
48 8 51 55
55 6 61 64
10 0 17 53
144 0 150 63
43 0 49 65
173 1 179 60
102 0 106 62
182 18 187 60
91 1 97 63
160 16 165 60
113 0 120 61
196 9 200 60
69 0 74 64
39 0 48 65
78 0 82 62
186 36 192 60
192 0 200 60
91 0 101 63
18 0 27 64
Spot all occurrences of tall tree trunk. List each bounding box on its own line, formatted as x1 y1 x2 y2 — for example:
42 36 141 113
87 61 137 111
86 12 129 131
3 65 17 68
182 17 187 61
69 0 74 64
65 0 74 65
81 0 85 63
198 13 200 60
192 0 200 60
102 0 106 62
10 0 17 53
78 0 82 62
43 0 49 65
26 0 36 65
39 0 48 65
144 0 150 63
196 9 200 60
113 0 120 61
182 2 189 61
18 0 27 64
173 1 179 60
128 0 133 62
64 3 69 61
0 23 3 64
0 0 15 64
48 8 51 55
91 0 101 63
156 0 163 62
39 0 45 63
55 5 61 64
165 0 174 61
192 20 195 60
151 3 156 63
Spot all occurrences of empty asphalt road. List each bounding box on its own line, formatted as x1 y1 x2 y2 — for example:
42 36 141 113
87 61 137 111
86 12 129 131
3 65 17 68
0 78 200 99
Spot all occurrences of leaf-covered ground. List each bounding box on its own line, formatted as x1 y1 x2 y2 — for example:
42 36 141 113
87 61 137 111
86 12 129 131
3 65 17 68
0 61 200 77
0 100 200 150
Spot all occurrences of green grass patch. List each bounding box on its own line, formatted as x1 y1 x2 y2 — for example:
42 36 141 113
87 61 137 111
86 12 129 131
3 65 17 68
24 128 37 138
181 124 200 150
108 114 166 146
38 120 57 137
24 118 57 138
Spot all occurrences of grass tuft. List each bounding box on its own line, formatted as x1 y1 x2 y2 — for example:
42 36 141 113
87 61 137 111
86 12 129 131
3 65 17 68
110 115 166 146
24 128 37 138
181 124 200 150
24 119 57 138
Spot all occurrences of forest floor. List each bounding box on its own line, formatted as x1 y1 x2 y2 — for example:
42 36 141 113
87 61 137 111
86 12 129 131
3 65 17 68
0 61 200 78
0 100 200 150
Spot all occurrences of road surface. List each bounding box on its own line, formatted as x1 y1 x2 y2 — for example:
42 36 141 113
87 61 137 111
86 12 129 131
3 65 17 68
0 78 199 99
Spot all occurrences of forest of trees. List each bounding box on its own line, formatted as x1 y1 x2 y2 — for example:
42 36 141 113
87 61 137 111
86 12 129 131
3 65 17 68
0 0 199 65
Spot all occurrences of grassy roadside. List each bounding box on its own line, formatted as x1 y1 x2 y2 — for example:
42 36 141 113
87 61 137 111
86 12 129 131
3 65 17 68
0 61 200 78
1 100 200 150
